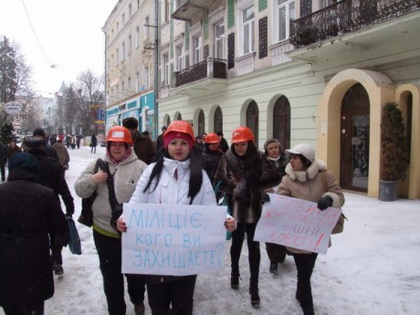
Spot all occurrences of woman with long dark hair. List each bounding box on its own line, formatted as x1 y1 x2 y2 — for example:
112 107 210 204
118 120 235 315
215 126 264 308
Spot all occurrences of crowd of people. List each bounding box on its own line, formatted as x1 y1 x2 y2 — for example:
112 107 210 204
0 119 344 315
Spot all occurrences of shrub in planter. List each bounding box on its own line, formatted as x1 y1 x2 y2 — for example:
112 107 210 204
379 102 410 201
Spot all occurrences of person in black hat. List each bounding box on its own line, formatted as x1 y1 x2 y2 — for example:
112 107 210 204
0 152 68 315
24 137 74 276
122 117 155 164
32 128 59 160
155 126 167 154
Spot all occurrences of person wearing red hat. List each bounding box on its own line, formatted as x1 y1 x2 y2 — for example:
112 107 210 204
215 126 264 308
117 120 235 315
75 126 148 315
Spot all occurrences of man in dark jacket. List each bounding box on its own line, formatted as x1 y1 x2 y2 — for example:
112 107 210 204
0 152 68 314
123 117 155 164
32 128 59 160
24 137 74 275
155 126 167 153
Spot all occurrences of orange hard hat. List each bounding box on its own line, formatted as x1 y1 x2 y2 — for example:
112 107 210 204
106 126 133 145
204 133 220 144
164 120 195 143
231 126 255 143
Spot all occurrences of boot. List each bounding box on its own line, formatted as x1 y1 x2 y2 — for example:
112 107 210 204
269 262 278 274
249 287 260 308
301 305 314 315
230 274 239 290
53 263 64 276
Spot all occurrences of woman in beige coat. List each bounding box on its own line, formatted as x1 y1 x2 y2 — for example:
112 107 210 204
277 143 344 315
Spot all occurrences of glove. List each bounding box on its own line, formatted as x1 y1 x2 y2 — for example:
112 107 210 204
261 193 270 205
318 196 333 210
110 204 123 233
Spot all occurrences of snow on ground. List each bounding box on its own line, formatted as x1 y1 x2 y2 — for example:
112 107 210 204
2 145 420 314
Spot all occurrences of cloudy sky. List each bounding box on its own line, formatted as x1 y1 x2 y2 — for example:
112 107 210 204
0 0 118 96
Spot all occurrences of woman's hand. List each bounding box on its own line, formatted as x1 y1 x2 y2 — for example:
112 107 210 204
117 217 127 232
224 217 236 232
91 170 108 184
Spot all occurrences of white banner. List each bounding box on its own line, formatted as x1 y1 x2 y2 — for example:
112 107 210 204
254 194 342 254
122 203 227 275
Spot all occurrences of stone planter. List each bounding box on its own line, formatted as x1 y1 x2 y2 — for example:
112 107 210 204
379 180 398 201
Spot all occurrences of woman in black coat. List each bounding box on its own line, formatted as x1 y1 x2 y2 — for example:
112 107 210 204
0 153 68 315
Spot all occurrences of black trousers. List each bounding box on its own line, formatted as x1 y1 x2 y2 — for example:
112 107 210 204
50 233 63 265
2 301 44 315
147 275 197 315
266 243 287 263
293 253 318 308
230 223 260 289
93 230 146 315
0 164 5 182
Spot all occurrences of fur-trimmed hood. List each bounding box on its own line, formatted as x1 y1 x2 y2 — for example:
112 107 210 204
285 159 326 182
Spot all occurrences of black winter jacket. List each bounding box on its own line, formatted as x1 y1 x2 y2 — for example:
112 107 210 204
0 169 68 306
28 149 74 215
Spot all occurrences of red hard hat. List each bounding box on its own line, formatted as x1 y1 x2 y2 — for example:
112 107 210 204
106 126 133 145
204 133 219 144
231 126 255 143
164 120 195 143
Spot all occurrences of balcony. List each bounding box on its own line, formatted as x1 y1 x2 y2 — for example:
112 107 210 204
290 0 420 48
172 0 210 21
175 57 227 88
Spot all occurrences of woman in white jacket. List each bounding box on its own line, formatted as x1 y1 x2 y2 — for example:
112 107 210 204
118 120 235 315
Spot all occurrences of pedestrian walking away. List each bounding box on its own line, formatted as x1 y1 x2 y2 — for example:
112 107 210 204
0 152 68 315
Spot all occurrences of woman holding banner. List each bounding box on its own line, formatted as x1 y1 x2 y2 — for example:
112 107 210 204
117 120 235 315
277 143 344 315
214 126 264 308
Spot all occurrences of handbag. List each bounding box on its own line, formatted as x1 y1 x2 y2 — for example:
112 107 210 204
321 171 347 234
67 218 82 255
78 159 103 227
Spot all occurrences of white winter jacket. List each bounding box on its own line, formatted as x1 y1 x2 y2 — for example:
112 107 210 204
130 157 216 206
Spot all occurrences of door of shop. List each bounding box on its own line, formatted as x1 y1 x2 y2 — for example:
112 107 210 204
340 83 370 192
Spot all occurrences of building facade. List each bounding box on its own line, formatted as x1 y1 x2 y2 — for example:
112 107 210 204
157 0 420 199
102 0 157 138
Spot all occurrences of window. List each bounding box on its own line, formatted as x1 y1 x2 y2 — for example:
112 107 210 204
116 48 119 64
242 5 255 54
116 22 119 33
135 27 139 48
275 0 295 42
185 53 190 68
121 42 126 61
128 35 132 55
176 45 184 71
129 4 132 17
136 71 141 92
122 14 125 26
214 22 225 59
193 36 201 64
144 16 150 40
164 0 170 23
127 77 131 93
163 54 169 85
144 65 150 89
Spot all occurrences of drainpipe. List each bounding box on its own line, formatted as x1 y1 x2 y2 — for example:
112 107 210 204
153 0 160 140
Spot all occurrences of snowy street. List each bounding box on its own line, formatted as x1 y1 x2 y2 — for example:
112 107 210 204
2 145 420 314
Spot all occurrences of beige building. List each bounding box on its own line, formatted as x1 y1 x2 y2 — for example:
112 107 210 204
155 0 420 199
102 0 157 136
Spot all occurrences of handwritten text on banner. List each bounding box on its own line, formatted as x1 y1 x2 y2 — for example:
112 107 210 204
121 203 227 275
254 194 341 254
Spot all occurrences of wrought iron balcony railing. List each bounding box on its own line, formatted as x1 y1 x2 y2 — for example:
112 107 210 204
290 0 420 48
175 58 227 88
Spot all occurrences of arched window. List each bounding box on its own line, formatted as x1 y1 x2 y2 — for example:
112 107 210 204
214 106 223 134
198 110 205 136
246 101 259 147
165 116 171 127
175 113 182 121
273 96 291 150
